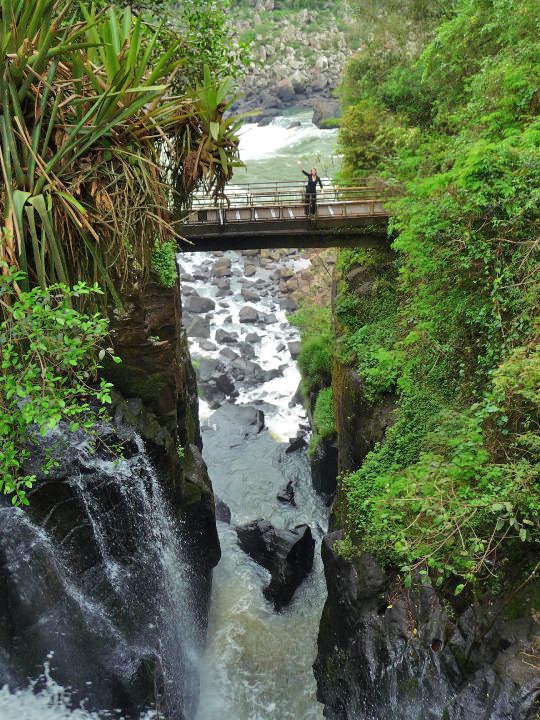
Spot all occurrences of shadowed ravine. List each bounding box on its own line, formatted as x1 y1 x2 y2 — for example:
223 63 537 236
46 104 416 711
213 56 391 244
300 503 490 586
178 245 330 719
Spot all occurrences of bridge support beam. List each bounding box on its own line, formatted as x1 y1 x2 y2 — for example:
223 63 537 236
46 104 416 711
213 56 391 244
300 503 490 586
179 216 390 252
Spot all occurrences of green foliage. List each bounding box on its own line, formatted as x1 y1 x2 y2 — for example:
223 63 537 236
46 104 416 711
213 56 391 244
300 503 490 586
0 0 243 300
152 242 178 288
309 387 336 456
344 401 539 591
0 269 119 506
333 0 540 592
290 305 333 395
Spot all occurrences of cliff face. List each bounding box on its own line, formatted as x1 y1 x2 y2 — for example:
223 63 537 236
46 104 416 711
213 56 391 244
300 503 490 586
313 254 540 719
0 271 220 718
104 274 220 565
315 532 539 720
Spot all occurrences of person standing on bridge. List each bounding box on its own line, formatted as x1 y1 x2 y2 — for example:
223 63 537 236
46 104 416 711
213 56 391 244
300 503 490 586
297 161 323 216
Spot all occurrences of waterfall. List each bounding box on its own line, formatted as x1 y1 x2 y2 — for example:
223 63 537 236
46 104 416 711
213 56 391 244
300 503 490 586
0 422 204 720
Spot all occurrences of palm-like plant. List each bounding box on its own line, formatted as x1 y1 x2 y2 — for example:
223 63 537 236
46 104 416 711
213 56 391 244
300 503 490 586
173 66 248 204
0 0 242 301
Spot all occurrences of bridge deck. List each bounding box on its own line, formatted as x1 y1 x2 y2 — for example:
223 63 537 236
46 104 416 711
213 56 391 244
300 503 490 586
179 182 392 251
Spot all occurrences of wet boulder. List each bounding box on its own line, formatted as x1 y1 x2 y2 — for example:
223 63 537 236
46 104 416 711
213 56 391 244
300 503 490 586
215 329 238 345
235 520 315 610
212 259 233 278
277 480 295 506
241 288 261 303
285 436 307 453
288 341 301 360
186 317 210 339
199 340 217 352
220 347 239 361
212 372 235 396
280 297 298 311
245 332 261 343
239 306 259 323
184 294 215 314
215 497 232 524
237 341 256 360
244 264 257 277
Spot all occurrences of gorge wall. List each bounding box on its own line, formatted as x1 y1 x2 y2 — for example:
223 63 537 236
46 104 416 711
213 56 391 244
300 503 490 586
0 269 220 719
228 1 358 125
310 253 540 720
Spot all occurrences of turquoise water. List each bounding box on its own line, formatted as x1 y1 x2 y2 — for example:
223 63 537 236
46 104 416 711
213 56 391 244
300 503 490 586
235 109 340 186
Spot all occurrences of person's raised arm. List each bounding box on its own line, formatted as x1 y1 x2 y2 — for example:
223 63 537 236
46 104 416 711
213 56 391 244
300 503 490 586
297 160 309 177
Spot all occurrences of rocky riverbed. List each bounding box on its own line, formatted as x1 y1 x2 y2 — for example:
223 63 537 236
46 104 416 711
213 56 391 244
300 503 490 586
228 2 356 125
178 247 330 719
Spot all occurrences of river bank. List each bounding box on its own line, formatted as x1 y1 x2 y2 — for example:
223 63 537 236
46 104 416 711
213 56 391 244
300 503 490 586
227 2 357 125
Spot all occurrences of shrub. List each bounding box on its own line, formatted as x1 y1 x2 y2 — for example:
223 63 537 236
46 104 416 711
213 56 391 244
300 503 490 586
309 387 336 455
0 269 120 506
290 305 333 394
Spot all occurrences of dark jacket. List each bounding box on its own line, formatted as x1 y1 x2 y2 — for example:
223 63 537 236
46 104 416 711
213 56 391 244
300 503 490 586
302 170 323 193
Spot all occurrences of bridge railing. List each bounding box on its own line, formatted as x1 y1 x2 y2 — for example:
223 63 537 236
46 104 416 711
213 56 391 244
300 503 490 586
189 186 389 210
184 198 388 226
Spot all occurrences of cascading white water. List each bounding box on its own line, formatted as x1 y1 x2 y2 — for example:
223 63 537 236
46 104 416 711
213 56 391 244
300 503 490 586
235 109 339 184
0 429 203 720
183 110 339 720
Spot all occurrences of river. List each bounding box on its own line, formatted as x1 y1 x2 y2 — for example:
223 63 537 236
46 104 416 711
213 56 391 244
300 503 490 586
0 109 339 719
190 108 338 719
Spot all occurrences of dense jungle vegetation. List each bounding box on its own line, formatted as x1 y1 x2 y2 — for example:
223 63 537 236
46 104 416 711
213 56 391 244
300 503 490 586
0 0 242 506
300 0 540 597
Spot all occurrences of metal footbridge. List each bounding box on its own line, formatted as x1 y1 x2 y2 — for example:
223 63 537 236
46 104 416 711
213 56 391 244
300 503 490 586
180 180 392 251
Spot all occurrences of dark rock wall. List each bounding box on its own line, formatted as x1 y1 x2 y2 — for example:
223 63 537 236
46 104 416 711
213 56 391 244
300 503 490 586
0 270 220 718
103 273 219 562
315 533 539 720
315 253 539 719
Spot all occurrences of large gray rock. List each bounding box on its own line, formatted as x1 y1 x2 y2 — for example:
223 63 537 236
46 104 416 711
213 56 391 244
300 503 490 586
314 532 540 720
239 306 259 323
236 519 314 610
274 77 295 103
312 98 341 127
187 316 210 339
215 329 238 345
184 294 215 314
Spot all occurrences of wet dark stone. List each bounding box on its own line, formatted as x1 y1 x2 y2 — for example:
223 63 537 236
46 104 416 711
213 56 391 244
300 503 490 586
220 347 239 361
280 297 298 311
212 373 235 396
215 497 232 524
186 316 210 339
199 340 217 352
241 288 261 303
285 436 307 454
245 333 261 343
314 532 540 720
277 480 296 506
235 520 314 610
215 329 238 345
310 439 338 499
288 341 301 360
239 306 259 323
237 342 256 360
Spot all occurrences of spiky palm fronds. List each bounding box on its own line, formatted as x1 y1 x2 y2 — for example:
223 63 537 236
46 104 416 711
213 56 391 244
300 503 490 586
0 0 242 301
